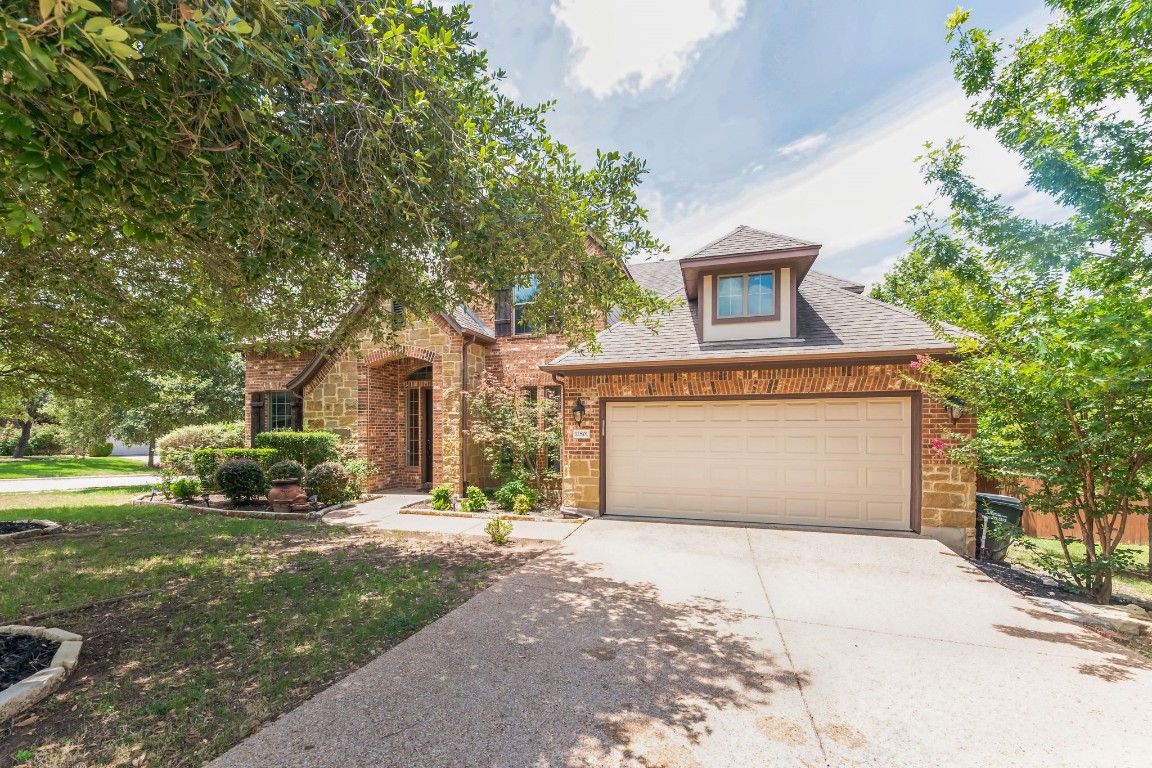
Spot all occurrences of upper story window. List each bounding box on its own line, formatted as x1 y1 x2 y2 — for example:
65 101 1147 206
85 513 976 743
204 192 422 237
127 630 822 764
513 277 540 335
715 271 777 320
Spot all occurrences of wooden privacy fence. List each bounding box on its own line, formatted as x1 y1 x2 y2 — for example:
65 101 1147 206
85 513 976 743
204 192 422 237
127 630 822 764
980 476 1149 546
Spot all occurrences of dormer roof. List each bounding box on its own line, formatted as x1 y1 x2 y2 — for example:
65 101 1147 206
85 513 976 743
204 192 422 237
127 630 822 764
679 225 821 300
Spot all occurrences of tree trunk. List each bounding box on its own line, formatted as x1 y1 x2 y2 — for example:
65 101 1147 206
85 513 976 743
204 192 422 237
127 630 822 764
1147 513 1151 579
148 438 156 469
12 420 32 459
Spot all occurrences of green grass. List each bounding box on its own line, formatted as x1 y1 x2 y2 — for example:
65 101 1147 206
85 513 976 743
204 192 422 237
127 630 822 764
0 485 150 511
0 456 154 479
1008 536 1152 600
0 489 534 767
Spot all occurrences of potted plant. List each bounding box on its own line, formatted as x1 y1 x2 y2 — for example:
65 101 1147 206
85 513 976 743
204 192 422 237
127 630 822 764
266 460 308 513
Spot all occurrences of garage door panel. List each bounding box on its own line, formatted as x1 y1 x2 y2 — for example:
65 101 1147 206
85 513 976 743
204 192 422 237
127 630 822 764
605 397 913 532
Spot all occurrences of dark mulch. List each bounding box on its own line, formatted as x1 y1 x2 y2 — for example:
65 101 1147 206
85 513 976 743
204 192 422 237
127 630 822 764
0 522 46 536
0 633 59 689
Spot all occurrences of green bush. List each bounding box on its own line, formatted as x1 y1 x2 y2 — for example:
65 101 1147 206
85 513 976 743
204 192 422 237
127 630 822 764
267 459 306 481
158 422 243 474
343 458 374 498
494 480 539 511
192 448 278 490
254 431 338 467
27 425 62 456
512 493 532 515
221 447 279 469
430 483 453 511
88 442 114 457
215 458 266 505
305 461 351 505
484 517 513 545
170 476 201 501
464 485 488 513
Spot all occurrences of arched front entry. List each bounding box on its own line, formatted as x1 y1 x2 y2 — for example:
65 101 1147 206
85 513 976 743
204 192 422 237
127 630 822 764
360 349 444 490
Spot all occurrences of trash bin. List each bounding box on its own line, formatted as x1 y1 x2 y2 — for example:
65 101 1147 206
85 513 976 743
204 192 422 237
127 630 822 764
975 493 1024 561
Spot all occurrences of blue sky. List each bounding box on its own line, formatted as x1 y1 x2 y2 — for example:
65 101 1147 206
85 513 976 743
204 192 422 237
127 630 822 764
458 0 1053 285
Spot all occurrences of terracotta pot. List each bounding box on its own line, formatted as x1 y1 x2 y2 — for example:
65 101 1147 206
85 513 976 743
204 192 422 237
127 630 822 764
268 478 306 514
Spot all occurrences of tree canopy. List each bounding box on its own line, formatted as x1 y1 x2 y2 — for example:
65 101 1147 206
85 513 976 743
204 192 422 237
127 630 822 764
1 0 672 398
873 1 1152 602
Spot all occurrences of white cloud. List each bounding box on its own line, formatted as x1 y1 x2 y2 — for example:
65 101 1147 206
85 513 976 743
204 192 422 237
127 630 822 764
648 72 1065 286
777 132 830 158
552 0 746 98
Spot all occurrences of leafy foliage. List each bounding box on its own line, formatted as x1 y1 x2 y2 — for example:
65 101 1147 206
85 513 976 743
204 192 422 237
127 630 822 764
267 460 306 481
429 483 453 511
215 458 265 505
342 458 375 499
875 1 1152 602
304 461 350 505
494 480 540 512
512 494 532 516
192 447 278 489
89 442 114 458
0 0 673 384
254 431 338 468
170 476 201 502
463 485 488 513
469 376 561 496
42 397 119 456
158 422 244 476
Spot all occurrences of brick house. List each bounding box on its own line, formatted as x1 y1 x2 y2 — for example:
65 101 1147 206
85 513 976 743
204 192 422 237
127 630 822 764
244 225 977 553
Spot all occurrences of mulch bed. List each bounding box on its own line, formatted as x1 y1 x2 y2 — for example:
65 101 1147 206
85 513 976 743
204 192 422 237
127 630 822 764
0 633 59 690
0 522 47 536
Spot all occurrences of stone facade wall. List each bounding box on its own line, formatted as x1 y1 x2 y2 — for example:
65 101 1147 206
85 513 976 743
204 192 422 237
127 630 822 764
243 351 315 445
558 362 978 554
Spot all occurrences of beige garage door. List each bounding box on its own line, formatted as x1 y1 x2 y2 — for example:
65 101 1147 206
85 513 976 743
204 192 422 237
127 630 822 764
604 397 913 531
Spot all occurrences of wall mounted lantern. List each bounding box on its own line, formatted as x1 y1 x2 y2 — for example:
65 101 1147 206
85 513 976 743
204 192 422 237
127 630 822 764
572 397 586 426
945 397 966 425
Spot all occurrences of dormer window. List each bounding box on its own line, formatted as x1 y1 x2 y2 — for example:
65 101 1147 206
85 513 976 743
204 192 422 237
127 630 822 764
714 270 778 321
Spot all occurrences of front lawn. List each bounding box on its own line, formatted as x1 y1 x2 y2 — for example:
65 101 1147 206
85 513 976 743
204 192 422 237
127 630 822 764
0 457 154 479
1007 536 1152 601
0 489 545 767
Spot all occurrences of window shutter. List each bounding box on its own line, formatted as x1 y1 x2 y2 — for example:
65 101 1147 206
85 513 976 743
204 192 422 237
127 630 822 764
494 289 512 337
290 391 304 431
250 392 265 447
390 300 405 331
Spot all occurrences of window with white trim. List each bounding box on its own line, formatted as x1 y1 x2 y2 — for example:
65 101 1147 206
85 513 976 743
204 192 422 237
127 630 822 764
716 272 776 318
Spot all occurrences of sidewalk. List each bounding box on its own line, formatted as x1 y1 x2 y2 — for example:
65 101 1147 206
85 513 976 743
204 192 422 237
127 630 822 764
0 474 159 494
325 491 584 542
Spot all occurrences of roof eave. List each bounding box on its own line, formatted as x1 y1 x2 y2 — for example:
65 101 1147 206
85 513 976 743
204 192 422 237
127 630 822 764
541 346 957 374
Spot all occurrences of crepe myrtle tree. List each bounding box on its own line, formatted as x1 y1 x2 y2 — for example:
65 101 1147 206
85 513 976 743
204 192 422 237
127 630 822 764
467 374 561 498
873 2 1152 600
1 0 674 383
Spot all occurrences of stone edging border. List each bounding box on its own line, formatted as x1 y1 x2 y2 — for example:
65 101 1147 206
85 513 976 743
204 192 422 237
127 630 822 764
0 520 62 546
400 505 583 524
0 625 82 723
131 494 369 521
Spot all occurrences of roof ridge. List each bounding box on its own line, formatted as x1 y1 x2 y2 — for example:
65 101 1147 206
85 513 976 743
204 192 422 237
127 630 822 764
683 227 746 260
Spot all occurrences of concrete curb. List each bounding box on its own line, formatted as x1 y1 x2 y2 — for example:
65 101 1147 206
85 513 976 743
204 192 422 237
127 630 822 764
0 625 82 723
0 520 62 546
1026 596 1152 636
400 507 583 524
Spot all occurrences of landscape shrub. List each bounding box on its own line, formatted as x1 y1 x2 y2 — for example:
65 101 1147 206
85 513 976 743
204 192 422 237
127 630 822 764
494 480 540 511
342 458 374 498
221 448 279 469
267 460 306 481
484 517 513 545
512 494 532 515
464 485 488 513
26 425 62 455
158 422 243 474
88 442 114 457
304 462 350 505
254 431 338 468
192 448 278 490
430 483 453 511
170 476 201 501
215 458 266 505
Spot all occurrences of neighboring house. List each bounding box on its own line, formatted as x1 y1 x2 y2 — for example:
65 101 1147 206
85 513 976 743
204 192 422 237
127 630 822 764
244 225 977 553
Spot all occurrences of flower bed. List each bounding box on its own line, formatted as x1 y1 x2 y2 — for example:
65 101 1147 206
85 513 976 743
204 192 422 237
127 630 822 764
0 519 62 545
0 625 82 722
131 493 376 521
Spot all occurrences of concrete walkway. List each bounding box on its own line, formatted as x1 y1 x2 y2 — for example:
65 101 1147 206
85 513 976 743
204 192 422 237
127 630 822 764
211 519 1152 768
324 491 584 542
0 474 159 494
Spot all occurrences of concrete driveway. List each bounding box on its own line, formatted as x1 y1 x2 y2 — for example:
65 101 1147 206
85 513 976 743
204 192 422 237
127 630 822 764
211 519 1151 768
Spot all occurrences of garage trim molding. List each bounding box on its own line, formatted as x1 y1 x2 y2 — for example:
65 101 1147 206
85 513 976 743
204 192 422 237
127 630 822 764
597 390 923 532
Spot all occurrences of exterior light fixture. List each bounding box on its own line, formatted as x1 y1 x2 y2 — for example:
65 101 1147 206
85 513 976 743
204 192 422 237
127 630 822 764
945 397 966 425
201 492 211 508
572 397 586 426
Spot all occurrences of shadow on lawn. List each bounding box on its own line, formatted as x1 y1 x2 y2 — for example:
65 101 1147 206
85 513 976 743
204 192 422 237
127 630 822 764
209 551 825 768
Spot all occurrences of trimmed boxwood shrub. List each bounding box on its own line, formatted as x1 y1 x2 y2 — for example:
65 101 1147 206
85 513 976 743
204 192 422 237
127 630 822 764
255 431 338 468
305 462 350 505
267 459 306 481
158 422 243 475
216 458 266 505
494 480 539 511
192 448 279 490
89 442 114 457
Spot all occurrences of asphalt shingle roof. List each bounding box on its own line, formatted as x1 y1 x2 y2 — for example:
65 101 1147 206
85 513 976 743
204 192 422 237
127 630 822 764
684 225 820 260
447 306 495 341
545 264 955 370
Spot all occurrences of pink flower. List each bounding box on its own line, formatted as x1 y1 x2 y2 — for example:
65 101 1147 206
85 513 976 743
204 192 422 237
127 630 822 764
909 354 931 371
930 438 947 457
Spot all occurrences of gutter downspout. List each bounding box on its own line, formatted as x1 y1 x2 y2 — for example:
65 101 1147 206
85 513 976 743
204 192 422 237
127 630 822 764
460 340 473 493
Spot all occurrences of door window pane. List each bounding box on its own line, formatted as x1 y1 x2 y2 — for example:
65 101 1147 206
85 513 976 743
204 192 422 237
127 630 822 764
717 275 744 317
406 388 420 467
747 273 775 315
